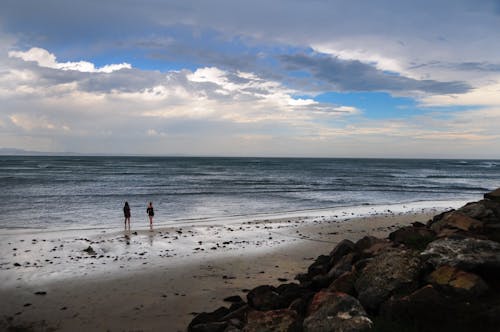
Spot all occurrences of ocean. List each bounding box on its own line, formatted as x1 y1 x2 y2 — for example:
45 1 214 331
1 156 499 230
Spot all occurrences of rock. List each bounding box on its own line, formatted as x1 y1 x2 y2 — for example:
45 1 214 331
83 246 96 255
326 253 355 280
329 239 355 265
189 322 228 332
34 291 47 295
307 255 332 276
380 284 451 328
381 283 500 332
247 285 282 311
188 307 230 332
411 221 426 228
484 188 500 202
427 265 488 297
288 296 312 317
430 212 483 233
421 237 500 270
354 236 385 254
328 271 356 295
389 226 436 250
243 309 300 332
13 263 21 267
276 283 307 308
223 295 244 303
458 200 499 222
362 241 392 257
303 291 373 332
354 249 421 311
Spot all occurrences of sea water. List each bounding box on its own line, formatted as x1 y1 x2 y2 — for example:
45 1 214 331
1 156 499 230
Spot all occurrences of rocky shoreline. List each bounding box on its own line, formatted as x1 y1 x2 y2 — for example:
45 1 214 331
188 188 500 332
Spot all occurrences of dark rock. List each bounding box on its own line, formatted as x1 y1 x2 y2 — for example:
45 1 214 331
427 209 454 229
389 226 436 250
354 236 385 253
458 200 500 223
427 265 488 297
421 237 500 270
243 309 300 332
188 307 230 332
288 296 312 317
354 249 421 311
247 285 282 311
34 291 47 295
13 263 21 267
189 322 228 332
307 254 332 276
328 271 356 295
361 241 392 258
484 188 500 202
353 258 372 273
327 253 355 280
223 295 244 303
430 212 484 233
303 291 372 332
380 284 451 329
411 221 426 228
381 283 500 332
83 246 96 255
329 239 355 265
276 283 306 307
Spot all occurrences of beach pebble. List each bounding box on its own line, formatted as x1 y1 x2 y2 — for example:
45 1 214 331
34 291 47 295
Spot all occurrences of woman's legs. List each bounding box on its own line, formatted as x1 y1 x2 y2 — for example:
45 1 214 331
149 216 153 230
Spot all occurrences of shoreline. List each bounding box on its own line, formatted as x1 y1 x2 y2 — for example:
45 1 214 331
0 207 449 331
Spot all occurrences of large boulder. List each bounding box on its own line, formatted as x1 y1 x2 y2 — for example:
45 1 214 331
421 237 500 270
328 271 356 295
380 285 452 330
303 291 372 332
484 188 500 202
427 265 488 297
389 226 436 250
430 211 483 233
243 309 300 332
458 200 500 223
354 236 386 255
307 255 333 277
354 249 421 311
329 239 355 265
276 283 309 308
247 285 282 311
188 307 231 332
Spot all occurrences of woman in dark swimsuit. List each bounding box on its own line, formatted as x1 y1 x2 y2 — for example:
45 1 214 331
146 202 154 230
123 202 131 230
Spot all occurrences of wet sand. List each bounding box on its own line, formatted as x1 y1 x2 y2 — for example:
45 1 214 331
0 207 451 332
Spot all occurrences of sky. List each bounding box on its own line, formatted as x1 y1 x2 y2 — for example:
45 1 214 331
1 0 500 158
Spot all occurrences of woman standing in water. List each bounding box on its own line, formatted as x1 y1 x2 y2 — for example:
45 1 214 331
146 202 154 230
123 202 131 230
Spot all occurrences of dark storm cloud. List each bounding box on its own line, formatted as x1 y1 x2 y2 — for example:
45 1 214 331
280 54 471 94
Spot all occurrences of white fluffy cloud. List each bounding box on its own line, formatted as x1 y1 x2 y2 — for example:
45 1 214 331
8 47 131 73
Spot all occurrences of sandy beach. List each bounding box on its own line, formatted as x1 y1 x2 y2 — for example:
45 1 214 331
0 202 462 331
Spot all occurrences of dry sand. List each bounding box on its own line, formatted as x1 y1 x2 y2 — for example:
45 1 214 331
0 210 442 332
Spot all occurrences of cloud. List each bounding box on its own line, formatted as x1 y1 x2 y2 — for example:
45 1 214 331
9 47 131 73
280 53 471 94
1 46 364 153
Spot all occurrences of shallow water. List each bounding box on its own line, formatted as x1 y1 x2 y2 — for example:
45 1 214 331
0 156 498 230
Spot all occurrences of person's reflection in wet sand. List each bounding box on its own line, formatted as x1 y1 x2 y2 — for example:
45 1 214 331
148 231 154 246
